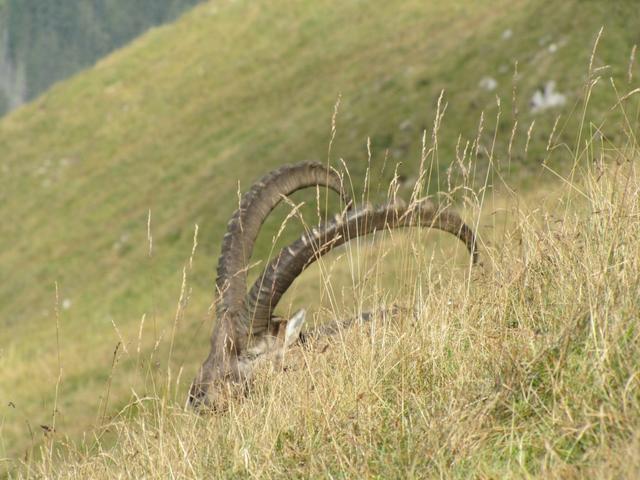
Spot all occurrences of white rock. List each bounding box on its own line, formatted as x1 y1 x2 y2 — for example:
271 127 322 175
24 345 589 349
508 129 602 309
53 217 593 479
479 76 498 91
530 81 566 113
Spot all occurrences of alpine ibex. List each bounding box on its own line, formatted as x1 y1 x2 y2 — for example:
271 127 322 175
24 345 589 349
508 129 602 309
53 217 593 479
189 161 478 409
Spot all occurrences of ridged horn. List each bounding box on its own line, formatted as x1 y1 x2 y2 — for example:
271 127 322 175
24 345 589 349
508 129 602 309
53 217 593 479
215 161 351 335
246 199 478 330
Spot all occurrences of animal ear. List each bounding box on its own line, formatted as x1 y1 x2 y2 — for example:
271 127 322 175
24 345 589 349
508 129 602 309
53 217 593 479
284 309 306 348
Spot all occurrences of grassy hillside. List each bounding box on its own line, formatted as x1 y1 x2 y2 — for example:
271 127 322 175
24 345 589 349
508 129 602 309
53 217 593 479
0 0 638 472
33 158 640 478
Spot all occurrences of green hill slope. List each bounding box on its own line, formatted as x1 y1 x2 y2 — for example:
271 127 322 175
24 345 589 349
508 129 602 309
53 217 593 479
0 0 637 464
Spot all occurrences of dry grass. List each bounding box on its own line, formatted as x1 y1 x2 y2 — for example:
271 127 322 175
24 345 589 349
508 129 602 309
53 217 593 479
2 1 639 465
12 114 640 478
2 5 640 476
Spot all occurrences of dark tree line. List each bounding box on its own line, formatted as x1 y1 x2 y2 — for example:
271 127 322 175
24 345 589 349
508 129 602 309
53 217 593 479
0 0 202 114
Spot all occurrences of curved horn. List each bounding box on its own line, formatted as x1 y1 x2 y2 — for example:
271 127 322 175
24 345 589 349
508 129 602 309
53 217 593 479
246 199 478 329
215 161 351 332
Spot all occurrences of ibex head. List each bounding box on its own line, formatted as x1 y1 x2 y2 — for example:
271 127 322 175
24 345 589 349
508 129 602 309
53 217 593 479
188 162 351 408
189 162 479 409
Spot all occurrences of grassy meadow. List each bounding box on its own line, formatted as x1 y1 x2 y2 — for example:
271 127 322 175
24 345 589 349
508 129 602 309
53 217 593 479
35 158 640 479
1 0 639 477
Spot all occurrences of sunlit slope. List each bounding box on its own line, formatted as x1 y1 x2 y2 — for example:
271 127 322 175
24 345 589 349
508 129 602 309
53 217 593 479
0 0 637 462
